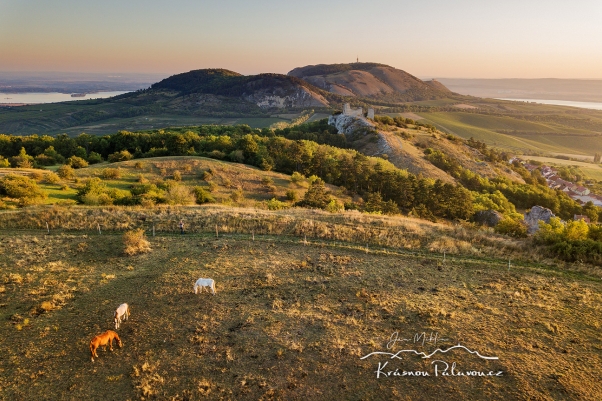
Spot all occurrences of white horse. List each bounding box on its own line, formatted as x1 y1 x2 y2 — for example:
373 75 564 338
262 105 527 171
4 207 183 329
114 303 130 329
194 278 216 295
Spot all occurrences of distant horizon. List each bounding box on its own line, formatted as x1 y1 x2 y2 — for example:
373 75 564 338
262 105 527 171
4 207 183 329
2 1 601 79
2 68 602 82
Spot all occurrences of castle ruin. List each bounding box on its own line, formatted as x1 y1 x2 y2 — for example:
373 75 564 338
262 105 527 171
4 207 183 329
342 103 375 119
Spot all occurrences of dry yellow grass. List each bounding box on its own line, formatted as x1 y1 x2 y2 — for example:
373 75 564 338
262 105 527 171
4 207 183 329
0 222 601 399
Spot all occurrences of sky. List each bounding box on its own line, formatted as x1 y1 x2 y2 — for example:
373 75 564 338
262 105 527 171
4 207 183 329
1 0 601 79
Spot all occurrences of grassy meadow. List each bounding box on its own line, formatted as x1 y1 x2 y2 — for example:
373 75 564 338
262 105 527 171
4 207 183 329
0 205 601 400
0 156 352 210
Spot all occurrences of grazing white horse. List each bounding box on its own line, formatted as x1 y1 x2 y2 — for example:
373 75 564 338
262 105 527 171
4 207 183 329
194 278 216 295
114 303 130 329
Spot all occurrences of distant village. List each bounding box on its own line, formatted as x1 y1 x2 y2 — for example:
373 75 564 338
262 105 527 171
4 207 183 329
510 157 602 222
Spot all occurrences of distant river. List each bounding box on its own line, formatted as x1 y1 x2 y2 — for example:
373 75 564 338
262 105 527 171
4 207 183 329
496 98 602 111
0 91 130 104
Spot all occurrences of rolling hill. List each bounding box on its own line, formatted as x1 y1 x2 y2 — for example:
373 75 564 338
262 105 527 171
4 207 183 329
288 62 454 102
0 69 338 135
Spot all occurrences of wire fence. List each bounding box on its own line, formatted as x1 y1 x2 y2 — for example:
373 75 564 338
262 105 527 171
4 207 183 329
1 220 582 282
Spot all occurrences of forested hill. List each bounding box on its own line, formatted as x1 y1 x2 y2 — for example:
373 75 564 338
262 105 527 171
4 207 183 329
288 62 454 102
0 69 339 135
149 69 332 101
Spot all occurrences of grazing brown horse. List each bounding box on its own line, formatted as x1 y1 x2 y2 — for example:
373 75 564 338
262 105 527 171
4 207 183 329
89 330 122 362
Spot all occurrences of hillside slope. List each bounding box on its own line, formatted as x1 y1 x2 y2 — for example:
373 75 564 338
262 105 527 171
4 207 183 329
344 118 523 184
288 63 454 102
0 207 601 400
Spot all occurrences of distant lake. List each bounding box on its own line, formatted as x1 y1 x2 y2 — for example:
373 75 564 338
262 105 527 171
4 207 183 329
497 98 602 111
0 91 129 104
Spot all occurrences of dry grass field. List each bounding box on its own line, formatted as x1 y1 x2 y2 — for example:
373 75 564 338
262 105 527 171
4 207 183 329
1 206 601 400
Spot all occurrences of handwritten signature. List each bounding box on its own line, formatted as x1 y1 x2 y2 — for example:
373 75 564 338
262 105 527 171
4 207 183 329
386 331 449 350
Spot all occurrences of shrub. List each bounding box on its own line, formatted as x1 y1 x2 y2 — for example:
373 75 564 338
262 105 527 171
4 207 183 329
88 152 103 164
57 165 75 180
102 168 121 179
108 150 133 163
267 198 288 210
262 177 274 186
66 156 88 169
286 190 298 202
80 192 113 206
76 178 108 204
134 161 144 169
162 183 195 205
495 217 528 238
201 170 213 181
0 157 9 168
230 188 244 202
140 198 156 208
375 115 395 125
30 171 45 181
173 170 182 181
228 150 245 163
44 172 61 184
290 172 304 184
325 199 344 213
0 174 47 206
34 154 55 166
144 147 170 158
193 186 215 204
123 229 152 256
208 150 226 160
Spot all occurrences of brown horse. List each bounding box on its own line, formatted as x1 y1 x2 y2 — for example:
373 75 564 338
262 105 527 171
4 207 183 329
89 330 122 362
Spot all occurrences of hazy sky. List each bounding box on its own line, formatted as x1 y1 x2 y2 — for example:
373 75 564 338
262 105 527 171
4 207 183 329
1 0 601 78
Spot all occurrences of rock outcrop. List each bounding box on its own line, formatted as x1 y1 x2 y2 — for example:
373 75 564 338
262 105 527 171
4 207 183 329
245 86 328 109
474 210 503 227
327 114 376 135
524 206 555 234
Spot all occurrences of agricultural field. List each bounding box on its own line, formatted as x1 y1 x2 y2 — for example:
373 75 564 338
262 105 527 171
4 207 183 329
417 104 602 157
0 206 601 400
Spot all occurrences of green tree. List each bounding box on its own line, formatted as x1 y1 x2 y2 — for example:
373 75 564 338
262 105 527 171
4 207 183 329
298 178 331 209
365 192 384 213
582 201 599 223
88 152 103 164
9 147 34 168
